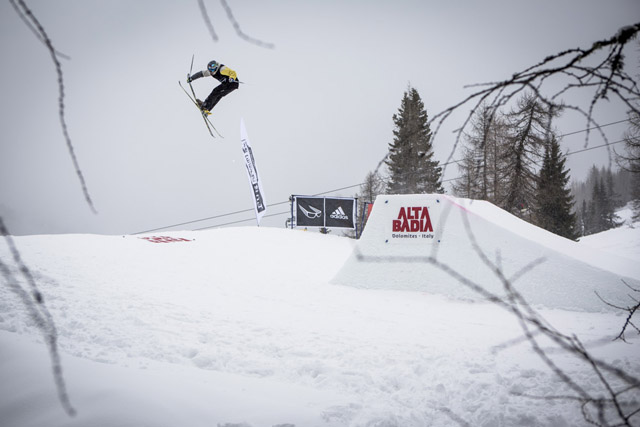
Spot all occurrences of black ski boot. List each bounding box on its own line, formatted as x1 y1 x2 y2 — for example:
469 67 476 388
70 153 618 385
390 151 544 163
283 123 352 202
196 99 211 116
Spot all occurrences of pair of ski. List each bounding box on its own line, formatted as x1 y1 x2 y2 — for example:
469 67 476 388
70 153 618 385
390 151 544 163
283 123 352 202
179 55 222 139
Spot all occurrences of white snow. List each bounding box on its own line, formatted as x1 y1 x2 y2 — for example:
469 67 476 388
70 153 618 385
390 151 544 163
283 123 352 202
1 201 639 426
579 204 640 262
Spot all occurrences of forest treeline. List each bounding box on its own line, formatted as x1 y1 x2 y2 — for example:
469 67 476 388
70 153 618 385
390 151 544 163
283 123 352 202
356 86 639 240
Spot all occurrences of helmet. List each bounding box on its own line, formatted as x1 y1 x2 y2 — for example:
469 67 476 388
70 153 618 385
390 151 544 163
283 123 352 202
207 60 219 73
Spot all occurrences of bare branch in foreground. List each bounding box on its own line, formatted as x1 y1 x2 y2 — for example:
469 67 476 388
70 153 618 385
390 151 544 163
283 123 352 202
354 205 640 426
596 282 640 343
197 0 275 49
430 23 640 177
0 217 76 417
197 0 218 42
8 0 70 60
219 0 275 49
9 0 97 213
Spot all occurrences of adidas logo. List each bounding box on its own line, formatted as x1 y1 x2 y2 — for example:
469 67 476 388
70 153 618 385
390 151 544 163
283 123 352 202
330 206 349 220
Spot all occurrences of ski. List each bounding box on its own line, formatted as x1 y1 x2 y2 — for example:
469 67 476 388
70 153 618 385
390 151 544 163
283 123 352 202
178 80 221 138
179 54 223 139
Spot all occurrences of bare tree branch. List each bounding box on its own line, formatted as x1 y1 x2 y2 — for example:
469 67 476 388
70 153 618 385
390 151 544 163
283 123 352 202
355 202 640 425
197 0 275 49
9 0 97 213
219 0 275 49
430 23 640 177
356 22 640 426
197 0 218 42
0 217 76 417
8 0 70 60
596 283 640 343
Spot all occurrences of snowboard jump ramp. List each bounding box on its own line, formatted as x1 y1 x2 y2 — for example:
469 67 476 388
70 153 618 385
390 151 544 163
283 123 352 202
332 194 639 312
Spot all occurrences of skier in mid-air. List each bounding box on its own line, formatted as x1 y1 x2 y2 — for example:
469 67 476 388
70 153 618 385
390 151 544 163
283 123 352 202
187 60 239 116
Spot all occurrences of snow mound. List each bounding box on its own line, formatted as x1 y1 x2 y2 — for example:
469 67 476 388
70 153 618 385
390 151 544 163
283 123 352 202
332 195 639 312
579 207 640 262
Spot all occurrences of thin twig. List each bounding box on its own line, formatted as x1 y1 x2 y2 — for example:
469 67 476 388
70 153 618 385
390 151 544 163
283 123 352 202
0 217 76 416
10 0 97 213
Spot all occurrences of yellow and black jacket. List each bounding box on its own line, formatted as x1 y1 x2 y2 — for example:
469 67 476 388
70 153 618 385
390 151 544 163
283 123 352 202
191 64 238 84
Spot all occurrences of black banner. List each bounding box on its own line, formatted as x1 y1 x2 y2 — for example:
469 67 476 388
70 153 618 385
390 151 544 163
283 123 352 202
294 196 356 229
295 197 325 227
325 197 356 228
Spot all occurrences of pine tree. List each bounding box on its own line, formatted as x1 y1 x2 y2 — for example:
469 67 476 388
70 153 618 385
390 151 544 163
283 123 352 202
534 136 578 239
347 170 385 238
453 151 480 199
618 109 640 174
604 167 622 209
502 93 559 217
579 200 588 236
598 176 622 230
585 176 621 234
386 86 443 194
617 108 640 220
632 173 640 222
453 103 509 203
588 179 603 233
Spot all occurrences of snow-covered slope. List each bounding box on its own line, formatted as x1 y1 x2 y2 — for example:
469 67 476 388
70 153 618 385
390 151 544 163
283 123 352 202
333 195 639 312
1 210 639 426
579 204 640 262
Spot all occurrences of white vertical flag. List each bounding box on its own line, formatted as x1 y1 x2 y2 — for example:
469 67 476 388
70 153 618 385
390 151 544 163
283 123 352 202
240 118 267 225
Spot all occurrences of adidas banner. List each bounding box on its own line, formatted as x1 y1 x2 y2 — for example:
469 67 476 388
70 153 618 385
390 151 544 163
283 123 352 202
293 196 356 229
325 197 356 228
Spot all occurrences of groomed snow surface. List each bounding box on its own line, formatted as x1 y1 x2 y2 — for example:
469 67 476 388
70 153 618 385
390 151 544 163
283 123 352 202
1 199 640 427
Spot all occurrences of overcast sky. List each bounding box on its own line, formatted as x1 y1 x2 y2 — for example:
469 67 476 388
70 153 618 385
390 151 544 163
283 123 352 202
1 0 638 235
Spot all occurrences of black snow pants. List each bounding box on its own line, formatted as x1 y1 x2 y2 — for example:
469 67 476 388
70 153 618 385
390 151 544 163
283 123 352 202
203 81 239 111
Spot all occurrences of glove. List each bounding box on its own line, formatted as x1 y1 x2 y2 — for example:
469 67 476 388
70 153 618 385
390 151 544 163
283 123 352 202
186 74 192 83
